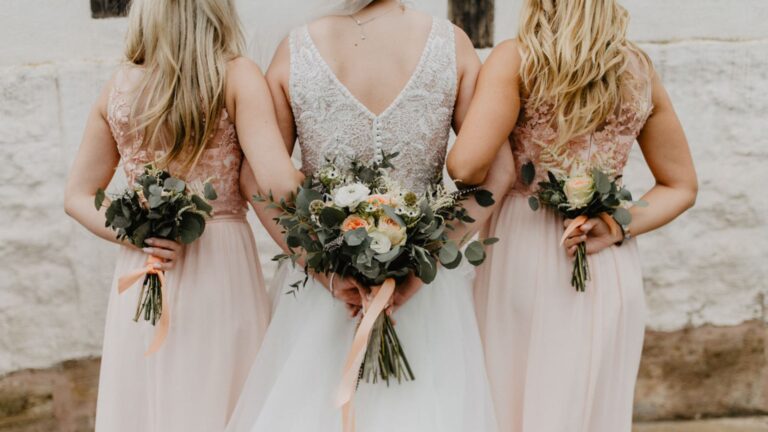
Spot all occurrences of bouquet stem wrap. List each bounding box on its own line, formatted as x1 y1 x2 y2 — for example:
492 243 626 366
117 255 170 356
560 213 621 292
336 278 397 432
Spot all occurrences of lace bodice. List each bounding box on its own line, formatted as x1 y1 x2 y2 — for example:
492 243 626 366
106 68 247 217
289 18 457 193
510 48 654 196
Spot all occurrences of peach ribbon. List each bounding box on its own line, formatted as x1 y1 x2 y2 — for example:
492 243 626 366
335 278 397 432
117 255 170 357
560 213 621 246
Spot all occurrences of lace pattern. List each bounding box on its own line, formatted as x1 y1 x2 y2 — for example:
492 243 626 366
510 48 654 196
106 72 248 217
289 18 457 194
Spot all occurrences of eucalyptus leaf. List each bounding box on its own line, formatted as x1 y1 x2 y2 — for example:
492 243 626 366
441 250 463 270
613 207 632 226
204 182 218 200
529 196 540 211
94 189 106 210
375 246 402 263
191 195 213 215
593 170 611 194
521 162 536 186
164 177 186 193
344 228 368 247
483 237 500 246
474 189 495 207
320 206 347 228
179 213 205 244
438 241 459 265
465 241 486 266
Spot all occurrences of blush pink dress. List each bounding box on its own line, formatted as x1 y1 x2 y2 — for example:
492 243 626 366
94 68 271 432
474 48 654 432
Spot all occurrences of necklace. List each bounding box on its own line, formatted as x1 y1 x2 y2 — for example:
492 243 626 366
349 3 403 41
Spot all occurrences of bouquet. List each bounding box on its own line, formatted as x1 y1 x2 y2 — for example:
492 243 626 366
525 162 643 292
257 152 497 388
95 165 216 353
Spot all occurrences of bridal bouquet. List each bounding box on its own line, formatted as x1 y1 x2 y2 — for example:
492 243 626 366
95 165 216 353
257 152 496 386
525 163 642 292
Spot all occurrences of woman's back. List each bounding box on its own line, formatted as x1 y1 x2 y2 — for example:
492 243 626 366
289 9 458 192
108 66 248 217
510 47 653 195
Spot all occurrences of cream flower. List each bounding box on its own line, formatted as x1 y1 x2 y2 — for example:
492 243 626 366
369 230 393 254
333 183 370 209
377 216 407 246
564 175 596 209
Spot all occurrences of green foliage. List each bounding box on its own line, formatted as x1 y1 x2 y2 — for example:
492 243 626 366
99 165 216 247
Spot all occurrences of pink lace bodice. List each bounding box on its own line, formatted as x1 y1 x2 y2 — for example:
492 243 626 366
106 68 247 217
510 48 654 196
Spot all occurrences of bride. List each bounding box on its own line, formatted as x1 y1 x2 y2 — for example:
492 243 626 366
228 1 514 431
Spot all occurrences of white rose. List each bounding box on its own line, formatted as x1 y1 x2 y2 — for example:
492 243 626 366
564 175 596 210
369 230 393 254
333 183 371 209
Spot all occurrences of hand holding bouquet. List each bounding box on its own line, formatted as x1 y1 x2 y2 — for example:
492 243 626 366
525 163 644 292
257 152 497 387
95 165 216 354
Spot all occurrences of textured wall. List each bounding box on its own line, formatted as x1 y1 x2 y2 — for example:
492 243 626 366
0 0 765 381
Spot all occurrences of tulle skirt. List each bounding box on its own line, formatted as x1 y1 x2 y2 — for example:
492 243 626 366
95 217 271 432
227 263 498 432
474 195 647 432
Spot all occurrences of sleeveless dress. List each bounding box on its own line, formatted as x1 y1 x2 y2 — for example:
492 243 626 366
226 18 498 432
474 49 654 432
95 69 271 432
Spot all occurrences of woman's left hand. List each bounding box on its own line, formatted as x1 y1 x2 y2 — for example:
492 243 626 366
562 217 624 258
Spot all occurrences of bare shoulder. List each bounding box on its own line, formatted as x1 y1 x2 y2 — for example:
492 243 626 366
487 39 523 69
227 56 265 81
452 24 481 71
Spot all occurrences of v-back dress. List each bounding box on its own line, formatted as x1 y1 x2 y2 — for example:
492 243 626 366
226 18 498 432
94 68 271 432
474 48 654 432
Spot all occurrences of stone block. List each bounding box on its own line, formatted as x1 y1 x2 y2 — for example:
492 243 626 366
635 321 768 421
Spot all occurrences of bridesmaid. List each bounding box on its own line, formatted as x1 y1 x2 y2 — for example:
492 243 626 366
64 0 298 430
448 0 698 431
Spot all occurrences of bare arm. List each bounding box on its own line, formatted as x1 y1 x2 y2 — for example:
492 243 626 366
64 78 124 245
631 69 698 235
563 68 698 256
64 75 182 270
447 39 522 186
236 49 361 307
227 57 302 201
447 31 517 243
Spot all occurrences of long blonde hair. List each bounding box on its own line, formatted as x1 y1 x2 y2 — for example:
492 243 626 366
518 0 644 146
125 0 245 173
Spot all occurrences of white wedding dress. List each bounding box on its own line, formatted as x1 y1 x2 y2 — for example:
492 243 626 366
227 18 498 432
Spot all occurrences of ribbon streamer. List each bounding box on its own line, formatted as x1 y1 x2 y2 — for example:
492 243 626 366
336 278 397 432
560 213 622 246
117 255 170 357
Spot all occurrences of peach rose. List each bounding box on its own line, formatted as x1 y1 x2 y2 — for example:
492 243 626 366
341 215 371 232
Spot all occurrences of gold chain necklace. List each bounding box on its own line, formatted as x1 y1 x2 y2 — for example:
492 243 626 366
349 3 403 41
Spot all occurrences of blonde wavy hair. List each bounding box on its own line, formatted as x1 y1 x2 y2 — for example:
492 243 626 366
518 0 646 146
125 0 245 173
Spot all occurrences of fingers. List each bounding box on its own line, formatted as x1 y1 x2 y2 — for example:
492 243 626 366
143 246 177 260
563 219 572 228
563 234 587 249
146 238 182 252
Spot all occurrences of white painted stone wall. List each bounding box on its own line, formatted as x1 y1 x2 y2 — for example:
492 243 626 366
0 0 765 376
